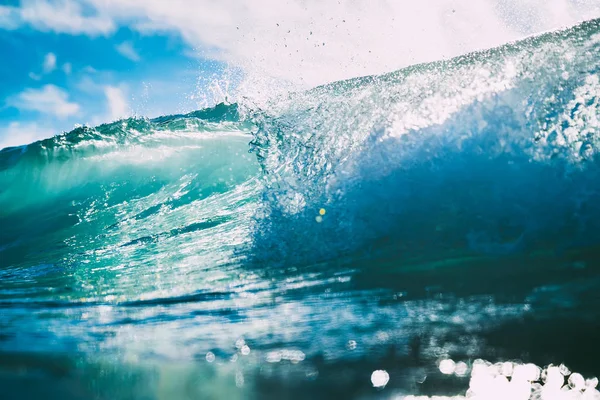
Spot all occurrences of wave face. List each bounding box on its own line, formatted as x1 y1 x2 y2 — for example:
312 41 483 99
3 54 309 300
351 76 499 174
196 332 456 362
250 19 600 267
2 19 600 400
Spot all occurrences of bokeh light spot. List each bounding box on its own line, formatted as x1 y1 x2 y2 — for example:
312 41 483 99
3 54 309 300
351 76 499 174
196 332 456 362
371 370 390 388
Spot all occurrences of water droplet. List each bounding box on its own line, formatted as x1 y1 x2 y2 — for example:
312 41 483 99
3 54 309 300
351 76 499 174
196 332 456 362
569 372 585 390
455 361 469 377
586 377 599 388
439 359 456 375
559 364 571 376
241 345 251 355
235 371 244 387
371 370 389 388
266 351 282 363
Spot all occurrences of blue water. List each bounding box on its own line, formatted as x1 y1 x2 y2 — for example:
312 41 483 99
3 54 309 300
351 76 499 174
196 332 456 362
2 19 600 399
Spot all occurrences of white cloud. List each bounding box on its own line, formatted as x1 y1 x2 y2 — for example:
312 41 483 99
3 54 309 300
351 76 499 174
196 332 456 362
62 62 72 75
43 52 57 73
76 69 117 94
0 5 20 30
115 41 141 62
104 86 130 121
83 65 98 74
74 75 130 123
0 0 114 35
28 52 59 82
86 0 600 88
2 1 600 89
76 75 102 94
0 122 55 149
7 84 80 119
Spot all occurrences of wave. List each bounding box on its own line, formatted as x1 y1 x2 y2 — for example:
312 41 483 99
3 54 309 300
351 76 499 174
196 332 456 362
0 15 598 353
3 20 600 276
2 19 600 400
248 18 600 268
0 103 259 298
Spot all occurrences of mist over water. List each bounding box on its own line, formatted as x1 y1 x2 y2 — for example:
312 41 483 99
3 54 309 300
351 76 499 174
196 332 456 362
2 5 600 400
184 0 600 98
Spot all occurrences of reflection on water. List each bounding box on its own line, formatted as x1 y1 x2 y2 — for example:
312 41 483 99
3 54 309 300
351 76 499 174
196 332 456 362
2 18 600 400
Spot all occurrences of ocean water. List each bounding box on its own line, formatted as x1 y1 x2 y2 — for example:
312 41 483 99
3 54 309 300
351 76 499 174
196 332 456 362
2 18 600 400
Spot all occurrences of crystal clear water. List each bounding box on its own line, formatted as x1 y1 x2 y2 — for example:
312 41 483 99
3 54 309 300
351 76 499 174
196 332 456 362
2 19 600 400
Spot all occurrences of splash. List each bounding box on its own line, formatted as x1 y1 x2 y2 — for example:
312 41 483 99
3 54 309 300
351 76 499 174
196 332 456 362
248 19 600 266
2 18 600 400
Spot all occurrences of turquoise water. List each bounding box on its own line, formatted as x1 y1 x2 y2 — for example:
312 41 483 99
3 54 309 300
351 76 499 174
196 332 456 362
2 19 600 399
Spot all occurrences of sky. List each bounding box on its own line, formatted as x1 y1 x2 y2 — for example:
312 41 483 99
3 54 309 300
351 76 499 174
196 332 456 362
1 0 599 149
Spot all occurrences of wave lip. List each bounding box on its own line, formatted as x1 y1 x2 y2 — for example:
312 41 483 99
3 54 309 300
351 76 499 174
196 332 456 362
247 18 600 267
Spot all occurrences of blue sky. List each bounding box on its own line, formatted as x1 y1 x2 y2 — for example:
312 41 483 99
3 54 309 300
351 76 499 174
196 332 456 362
1 0 598 149
0 5 229 148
